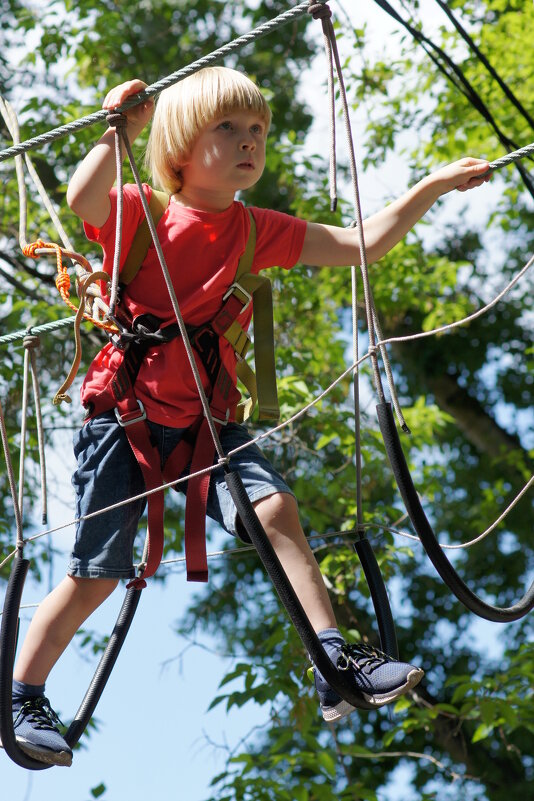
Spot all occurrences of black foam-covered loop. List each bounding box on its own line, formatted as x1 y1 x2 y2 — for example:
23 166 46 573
64 587 142 747
377 401 534 622
354 537 398 659
225 469 383 710
0 557 50 770
0 556 142 769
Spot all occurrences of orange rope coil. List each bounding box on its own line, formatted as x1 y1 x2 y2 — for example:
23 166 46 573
22 239 118 334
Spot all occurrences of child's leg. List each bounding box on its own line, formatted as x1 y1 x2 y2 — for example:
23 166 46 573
253 491 423 721
14 575 118 686
252 492 337 632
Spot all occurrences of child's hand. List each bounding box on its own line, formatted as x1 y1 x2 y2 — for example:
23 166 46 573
432 157 492 195
103 79 154 130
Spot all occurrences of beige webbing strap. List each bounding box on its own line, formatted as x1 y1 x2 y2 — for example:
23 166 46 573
223 212 280 422
120 189 170 286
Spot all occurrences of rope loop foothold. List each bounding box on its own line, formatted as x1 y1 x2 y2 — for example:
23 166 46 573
307 2 332 20
106 112 128 130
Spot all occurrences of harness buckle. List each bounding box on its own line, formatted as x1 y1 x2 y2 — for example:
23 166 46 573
223 282 252 313
212 408 230 426
115 400 147 427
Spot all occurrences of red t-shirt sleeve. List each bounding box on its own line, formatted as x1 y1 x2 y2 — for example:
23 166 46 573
250 207 307 272
83 183 152 277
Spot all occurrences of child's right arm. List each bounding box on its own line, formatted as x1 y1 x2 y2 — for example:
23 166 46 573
66 80 154 229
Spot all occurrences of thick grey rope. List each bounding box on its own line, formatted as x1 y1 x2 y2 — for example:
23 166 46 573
0 1 325 164
0 316 77 345
488 142 534 171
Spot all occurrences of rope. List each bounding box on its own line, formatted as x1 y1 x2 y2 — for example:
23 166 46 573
489 143 534 171
309 2 411 539
21 240 117 334
0 399 23 551
0 0 531 594
0 316 78 345
106 113 127 317
18 334 48 526
371 0 534 200
0 1 325 165
433 0 534 132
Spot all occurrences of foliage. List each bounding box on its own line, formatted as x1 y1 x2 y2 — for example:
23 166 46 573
0 1 533 800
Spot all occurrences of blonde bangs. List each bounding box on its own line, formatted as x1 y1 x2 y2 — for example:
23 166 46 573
146 67 271 195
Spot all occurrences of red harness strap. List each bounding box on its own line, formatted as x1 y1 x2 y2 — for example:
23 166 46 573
86 301 245 587
84 211 258 586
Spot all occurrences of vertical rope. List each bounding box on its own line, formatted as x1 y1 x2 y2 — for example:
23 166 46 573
18 344 31 524
28 340 48 525
106 114 127 318
0 400 24 551
18 334 48 529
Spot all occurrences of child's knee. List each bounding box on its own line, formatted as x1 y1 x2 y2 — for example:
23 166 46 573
253 491 300 534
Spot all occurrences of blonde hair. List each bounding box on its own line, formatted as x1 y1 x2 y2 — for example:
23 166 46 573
146 67 271 194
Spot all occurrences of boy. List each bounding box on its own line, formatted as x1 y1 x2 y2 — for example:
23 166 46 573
11 67 491 766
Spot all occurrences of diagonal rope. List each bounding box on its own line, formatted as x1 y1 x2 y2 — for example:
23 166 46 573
433 0 534 132
0 1 326 164
371 0 534 199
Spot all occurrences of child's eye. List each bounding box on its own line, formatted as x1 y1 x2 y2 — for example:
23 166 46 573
250 124 263 135
217 121 233 130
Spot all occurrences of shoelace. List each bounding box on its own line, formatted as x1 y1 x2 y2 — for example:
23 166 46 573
13 696 64 732
336 643 394 675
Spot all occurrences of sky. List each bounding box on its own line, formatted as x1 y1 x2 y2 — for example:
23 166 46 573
1 1 525 799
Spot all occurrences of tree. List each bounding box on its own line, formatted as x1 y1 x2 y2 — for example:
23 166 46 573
0 2 532 799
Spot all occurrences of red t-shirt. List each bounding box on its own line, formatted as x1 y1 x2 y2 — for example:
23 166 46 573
81 184 307 426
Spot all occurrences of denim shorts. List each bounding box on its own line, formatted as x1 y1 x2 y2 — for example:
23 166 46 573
67 411 293 579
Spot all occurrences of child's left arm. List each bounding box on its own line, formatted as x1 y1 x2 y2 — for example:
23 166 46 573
299 158 491 267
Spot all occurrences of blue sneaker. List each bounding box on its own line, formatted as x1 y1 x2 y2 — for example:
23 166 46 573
312 642 424 722
12 696 73 766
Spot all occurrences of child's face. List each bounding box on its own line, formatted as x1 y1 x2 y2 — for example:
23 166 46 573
181 110 267 199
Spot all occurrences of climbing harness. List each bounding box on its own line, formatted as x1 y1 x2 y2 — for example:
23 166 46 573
83 195 271 585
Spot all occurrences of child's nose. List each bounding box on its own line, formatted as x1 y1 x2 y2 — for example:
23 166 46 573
240 135 255 150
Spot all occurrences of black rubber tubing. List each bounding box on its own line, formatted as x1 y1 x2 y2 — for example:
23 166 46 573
0 557 49 770
224 468 398 711
0 555 142 769
377 401 534 622
64 585 142 747
354 538 398 659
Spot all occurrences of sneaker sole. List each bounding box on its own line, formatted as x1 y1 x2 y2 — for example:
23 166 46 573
15 737 73 767
321 667 424 722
